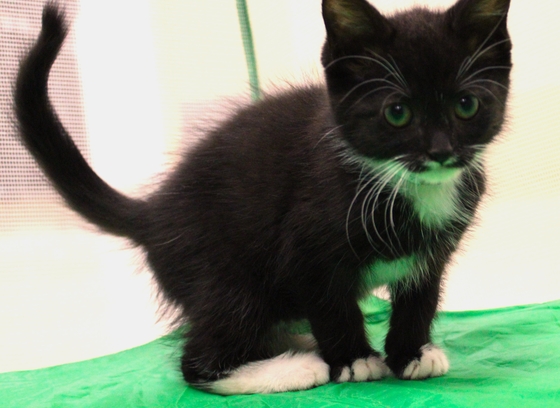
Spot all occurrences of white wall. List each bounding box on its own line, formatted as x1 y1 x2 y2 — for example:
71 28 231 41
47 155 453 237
1 0 558 373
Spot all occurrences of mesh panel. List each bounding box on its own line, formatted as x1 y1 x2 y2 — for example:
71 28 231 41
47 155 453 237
0 0 85 229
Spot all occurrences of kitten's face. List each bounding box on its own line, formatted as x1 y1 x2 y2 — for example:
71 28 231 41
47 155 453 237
322 0 512 184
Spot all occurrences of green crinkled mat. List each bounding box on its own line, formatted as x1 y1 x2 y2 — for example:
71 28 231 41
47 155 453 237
2 297 560 408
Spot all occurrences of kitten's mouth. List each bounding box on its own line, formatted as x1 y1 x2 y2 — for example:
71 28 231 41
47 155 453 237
363 157 466 186
405 162 464 185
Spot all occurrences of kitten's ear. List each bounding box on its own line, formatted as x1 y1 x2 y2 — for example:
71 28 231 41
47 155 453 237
447 0 511 50
321 0 393 60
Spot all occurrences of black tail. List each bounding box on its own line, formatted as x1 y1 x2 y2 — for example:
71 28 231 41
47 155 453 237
14 3 147 239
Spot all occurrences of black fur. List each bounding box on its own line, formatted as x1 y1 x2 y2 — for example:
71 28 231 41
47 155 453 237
15 0 511 392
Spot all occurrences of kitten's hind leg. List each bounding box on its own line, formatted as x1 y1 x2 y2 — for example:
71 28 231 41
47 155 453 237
181 305 329 395
207 351 330 395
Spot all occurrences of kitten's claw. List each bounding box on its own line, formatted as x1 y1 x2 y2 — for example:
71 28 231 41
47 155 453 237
401 344 449 380
335 355 390 382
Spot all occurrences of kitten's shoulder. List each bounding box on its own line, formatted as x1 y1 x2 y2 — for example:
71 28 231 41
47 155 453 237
240 84 329 124
203 84 331 149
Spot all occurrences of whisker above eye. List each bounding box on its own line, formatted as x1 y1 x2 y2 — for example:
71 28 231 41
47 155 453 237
344 87 400 113
338 78 406 105
366 51 410 91
456 8 510 80
387 54 410 89
325 54 410 94
460 78 509 92
459 66 511 87
456 38 511 81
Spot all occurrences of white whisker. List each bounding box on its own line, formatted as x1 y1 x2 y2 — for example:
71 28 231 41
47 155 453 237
457 38 511 80
386 171 407 257
456 12 510 80
360 165 394 249
368 51 409 91
325 54 410 95
314 125 343 149
354 163 395 251
466 166 482 198
346 164 379 257
388 172 406 229
339 79 405 105
387 54 410 90
368 162 405 256
345 86 399 112
459 66 511 87
461 78 509 92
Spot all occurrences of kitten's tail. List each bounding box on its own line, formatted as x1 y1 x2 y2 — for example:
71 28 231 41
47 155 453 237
14 4 147 240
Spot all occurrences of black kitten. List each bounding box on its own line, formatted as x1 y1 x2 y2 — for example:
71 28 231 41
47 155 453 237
15 0 511 394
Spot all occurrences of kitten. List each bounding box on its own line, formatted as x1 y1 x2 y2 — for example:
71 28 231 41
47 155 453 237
15 0 511 395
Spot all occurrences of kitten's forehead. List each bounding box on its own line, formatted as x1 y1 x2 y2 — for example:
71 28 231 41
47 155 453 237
385 9 467 94
391 7 445 35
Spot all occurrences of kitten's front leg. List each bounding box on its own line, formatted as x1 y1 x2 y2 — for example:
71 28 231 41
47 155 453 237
384 266 449 380
307 298 389 383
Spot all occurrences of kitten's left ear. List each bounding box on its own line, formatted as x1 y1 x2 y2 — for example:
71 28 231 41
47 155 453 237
321 0 393 61
447 0 511 50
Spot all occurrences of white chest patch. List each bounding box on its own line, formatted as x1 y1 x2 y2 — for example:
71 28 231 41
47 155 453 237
401 178 463 228
360 158 468 229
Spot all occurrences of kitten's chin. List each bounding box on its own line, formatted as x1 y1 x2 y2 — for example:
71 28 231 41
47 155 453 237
406 166 463 186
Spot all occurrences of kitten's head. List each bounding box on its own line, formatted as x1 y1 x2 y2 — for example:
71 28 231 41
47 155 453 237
321 0 511 184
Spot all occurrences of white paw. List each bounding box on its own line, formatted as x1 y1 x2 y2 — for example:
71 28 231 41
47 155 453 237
402 344 449 380
336 355 390 383
210 352 330 395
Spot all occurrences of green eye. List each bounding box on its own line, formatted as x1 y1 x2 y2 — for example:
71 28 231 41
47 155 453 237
455 95 480 120
384 103 412 128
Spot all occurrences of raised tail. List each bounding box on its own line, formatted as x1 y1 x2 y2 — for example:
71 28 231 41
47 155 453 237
14 4 147 239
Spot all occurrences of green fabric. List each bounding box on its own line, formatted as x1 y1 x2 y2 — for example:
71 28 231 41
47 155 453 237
2 297 560 407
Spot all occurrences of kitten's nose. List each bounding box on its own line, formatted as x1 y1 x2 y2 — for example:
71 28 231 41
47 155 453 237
428 132 453 164
428 150 453 164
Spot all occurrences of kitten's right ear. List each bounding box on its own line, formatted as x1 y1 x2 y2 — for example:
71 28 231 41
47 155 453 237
447 0 511 51
321 0 393 61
